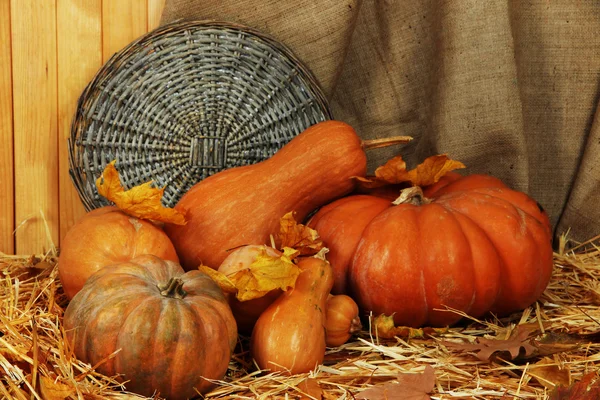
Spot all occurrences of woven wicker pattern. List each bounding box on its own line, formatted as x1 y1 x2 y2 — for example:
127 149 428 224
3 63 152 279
69 20 332 211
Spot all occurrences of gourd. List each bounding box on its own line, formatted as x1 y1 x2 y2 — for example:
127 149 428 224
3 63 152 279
218 245 283 334
309 174 554 327
165 120 409 270
250 257 334 374
58 206 179 300
325 294 362 347
63 255 237 399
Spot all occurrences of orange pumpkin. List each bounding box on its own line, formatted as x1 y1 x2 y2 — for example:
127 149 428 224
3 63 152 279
58 206 179 300
325 294 362 347
63 255 237 399
309 174 554 327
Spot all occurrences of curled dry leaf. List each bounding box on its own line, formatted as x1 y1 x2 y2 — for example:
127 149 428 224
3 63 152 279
279 211 324 255
528 357 571 389
356 365 436 400
355 154 466 189
549 371 600 400
443 323 600 362
96 160 186 225
373 314 449 340
199 247 301 302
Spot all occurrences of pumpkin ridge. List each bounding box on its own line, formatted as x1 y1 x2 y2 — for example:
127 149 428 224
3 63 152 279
439 193 549 313
433 203 504 318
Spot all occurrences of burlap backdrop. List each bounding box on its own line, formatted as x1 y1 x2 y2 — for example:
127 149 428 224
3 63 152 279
161 0 600 243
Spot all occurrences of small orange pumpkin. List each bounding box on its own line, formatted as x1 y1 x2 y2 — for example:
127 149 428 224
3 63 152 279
325 294 362 347
58 206 179 299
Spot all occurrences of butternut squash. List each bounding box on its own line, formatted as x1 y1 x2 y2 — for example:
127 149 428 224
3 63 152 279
250 257 334 374
164 121 367 270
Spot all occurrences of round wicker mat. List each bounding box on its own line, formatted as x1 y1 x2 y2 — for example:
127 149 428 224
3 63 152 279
69 20 332 211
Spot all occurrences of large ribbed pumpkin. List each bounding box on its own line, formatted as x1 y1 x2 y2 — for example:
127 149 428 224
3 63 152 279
58 206 179 300
308 173 554 327
63 255 237 399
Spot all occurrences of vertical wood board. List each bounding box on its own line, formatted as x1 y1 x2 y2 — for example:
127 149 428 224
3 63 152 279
11 0 59 254
57 0 102 239
102 0 148 63
0 1 14 253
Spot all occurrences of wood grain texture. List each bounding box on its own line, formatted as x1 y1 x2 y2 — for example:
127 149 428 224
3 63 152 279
148 0 166 31
11 0 59 254
102 0 148 62
57 0 102 239
0 1 14 253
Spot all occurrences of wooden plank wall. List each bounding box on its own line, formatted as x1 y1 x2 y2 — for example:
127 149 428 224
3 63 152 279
0 0 166 255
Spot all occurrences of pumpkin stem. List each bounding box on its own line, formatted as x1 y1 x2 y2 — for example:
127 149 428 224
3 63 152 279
350 316 363 334
392 186 431 206
157 278 187 299
361 136 413 150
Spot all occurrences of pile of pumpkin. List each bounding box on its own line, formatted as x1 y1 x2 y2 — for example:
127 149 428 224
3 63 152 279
57 121 554 399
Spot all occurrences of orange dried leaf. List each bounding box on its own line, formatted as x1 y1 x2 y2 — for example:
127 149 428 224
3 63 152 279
549 372 600 400
406 155 466 187
96 160 186 225
356 154 465 188
39 375 75 400
356 365 436 400
279 211 324 256
529 358 571 389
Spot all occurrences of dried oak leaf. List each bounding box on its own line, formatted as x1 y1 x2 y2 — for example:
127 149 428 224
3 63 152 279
355 154 465 189
279 211 324 256
199 247 300 302
549 372 600 400
442 323 541 361
356 365 436 400
96 160 186 225
373 314 448 339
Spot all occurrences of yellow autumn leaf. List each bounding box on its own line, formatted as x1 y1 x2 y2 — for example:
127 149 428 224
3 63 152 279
39 375 75 400
230 248 301 302
279 211 324 255
373 314 448 339
200 247 301 302
96 160 186 225
198 265 237 294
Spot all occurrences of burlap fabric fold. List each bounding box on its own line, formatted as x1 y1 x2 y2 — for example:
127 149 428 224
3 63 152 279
161 0 600 243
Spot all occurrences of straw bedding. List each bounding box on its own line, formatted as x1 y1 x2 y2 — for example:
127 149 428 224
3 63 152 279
1 234 599 399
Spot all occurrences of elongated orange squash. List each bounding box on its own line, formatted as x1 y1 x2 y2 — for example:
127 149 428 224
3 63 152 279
165 121 368 270
250 257 334 374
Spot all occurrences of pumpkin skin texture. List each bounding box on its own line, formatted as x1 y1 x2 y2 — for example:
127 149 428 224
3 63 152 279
250 257 334 374
164 121 367 270
58 206 179 300
309 174 554 327
63 255 237 399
